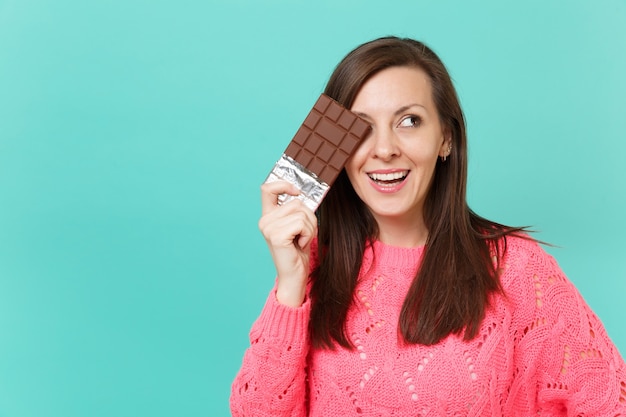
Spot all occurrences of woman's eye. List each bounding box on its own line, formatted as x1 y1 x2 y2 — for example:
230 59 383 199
399 115 421 128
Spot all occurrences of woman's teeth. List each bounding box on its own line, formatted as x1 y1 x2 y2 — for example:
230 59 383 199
368 171 408 184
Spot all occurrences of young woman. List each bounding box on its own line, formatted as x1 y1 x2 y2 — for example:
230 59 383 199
230 37 626 416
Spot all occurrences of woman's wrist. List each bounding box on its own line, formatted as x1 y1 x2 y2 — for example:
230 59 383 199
275 281 307 308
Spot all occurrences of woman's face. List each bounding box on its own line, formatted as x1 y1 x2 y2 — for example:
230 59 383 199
346 66 450 234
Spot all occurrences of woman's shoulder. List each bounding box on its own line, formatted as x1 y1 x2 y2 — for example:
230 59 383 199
495 233 566 304
495 233 591 325
498 233 557 275
500 232 543 256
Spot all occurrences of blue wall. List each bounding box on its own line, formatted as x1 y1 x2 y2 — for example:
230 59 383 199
1 0 624 415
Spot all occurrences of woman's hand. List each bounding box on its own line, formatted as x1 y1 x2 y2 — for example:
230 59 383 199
259 181 318 307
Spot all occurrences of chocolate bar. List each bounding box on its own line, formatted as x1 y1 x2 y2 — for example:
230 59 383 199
264 94 371 211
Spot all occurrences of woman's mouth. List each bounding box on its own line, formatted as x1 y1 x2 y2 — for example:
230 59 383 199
367 170 409 187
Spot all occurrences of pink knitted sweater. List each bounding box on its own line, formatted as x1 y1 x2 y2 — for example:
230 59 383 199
231 236 626 416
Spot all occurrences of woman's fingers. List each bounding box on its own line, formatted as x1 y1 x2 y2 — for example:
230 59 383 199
259 197 317 249
260 181 302 215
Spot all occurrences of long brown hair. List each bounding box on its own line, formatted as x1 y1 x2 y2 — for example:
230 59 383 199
310 37 526 348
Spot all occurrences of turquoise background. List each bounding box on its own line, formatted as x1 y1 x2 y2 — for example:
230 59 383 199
1 0 624 415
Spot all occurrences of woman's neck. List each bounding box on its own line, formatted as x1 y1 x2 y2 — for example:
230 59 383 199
374 216 429 248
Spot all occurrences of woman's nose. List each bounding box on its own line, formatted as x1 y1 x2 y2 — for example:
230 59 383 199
371 128 400 161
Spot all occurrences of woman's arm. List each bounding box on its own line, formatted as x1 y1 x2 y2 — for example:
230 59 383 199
230 289 311 417
230 181 317 416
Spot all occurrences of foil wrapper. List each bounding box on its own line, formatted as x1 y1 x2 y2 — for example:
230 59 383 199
264 154 329 211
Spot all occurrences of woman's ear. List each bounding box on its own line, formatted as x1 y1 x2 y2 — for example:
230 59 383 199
438 130 453 159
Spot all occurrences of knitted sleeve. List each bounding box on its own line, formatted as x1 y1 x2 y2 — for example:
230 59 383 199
504 239 626 415
229 289 311 417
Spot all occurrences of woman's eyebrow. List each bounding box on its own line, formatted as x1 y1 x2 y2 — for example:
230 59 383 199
353 103 427 120
352 111 372 121
394 103 426 116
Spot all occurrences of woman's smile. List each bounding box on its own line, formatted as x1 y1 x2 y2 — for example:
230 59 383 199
366 169 410 193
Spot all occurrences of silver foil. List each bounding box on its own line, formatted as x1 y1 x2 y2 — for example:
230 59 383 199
264 154 329 211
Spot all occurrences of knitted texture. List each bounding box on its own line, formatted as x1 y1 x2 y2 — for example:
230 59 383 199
231 236 626 416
